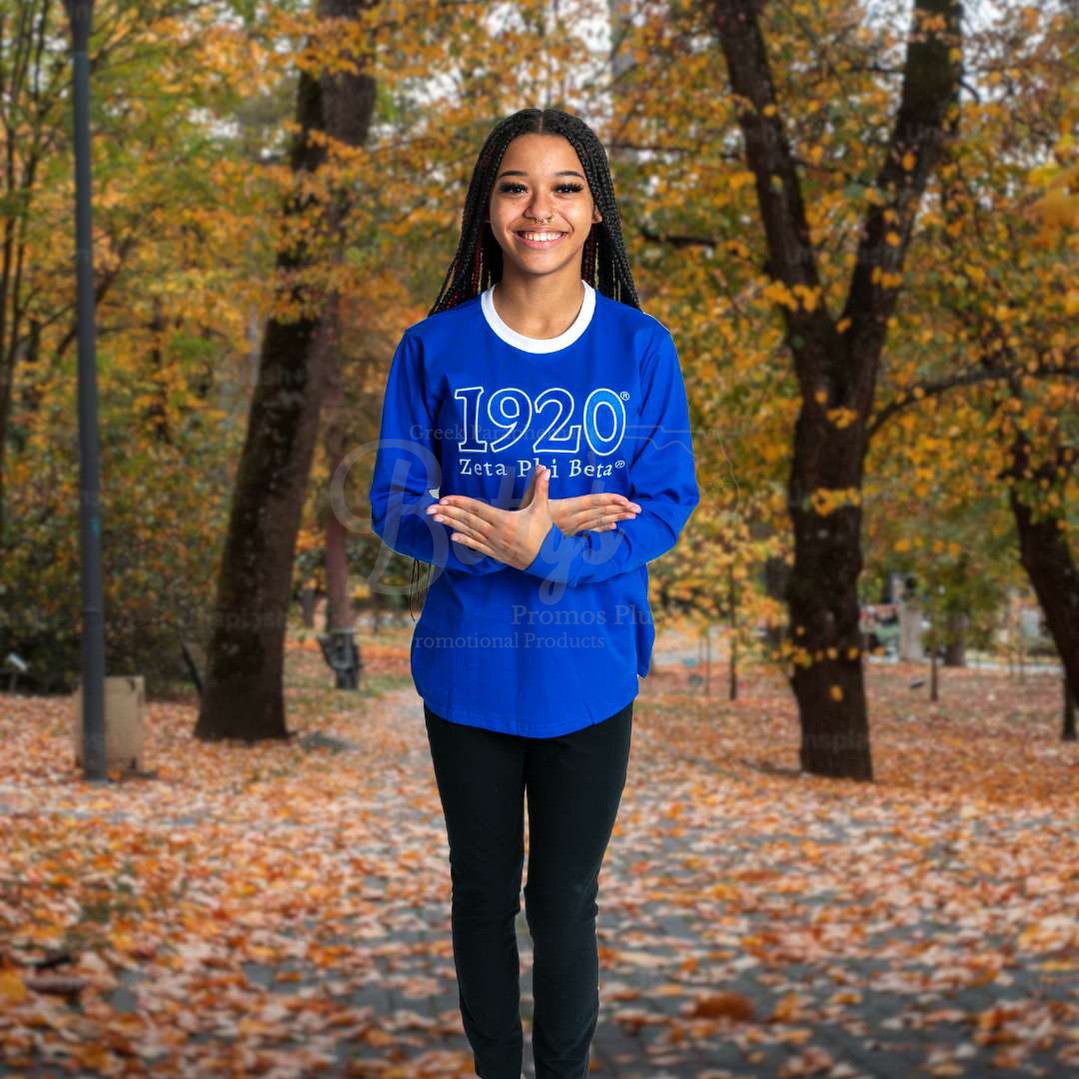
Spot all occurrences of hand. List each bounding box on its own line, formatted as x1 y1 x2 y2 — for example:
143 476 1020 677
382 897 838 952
425 466 638 569
519 478 641 537
426 465 554 569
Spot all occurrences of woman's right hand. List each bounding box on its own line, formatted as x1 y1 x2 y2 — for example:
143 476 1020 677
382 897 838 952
519 470 640 536
547 494 641 536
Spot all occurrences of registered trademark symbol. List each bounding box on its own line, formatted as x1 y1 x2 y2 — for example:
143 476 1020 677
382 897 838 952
615 459 625 468
620 391 631 400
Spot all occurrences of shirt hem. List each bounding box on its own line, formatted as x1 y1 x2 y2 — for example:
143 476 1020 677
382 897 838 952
415 680 639 739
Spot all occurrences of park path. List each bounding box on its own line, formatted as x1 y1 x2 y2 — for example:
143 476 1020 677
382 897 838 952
1 659 1078 1078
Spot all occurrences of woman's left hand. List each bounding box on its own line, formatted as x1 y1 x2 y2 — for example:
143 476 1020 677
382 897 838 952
425 465 558 570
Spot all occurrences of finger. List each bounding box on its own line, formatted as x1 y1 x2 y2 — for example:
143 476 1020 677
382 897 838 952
584 515 626 532
563 497 640 521
433 506 492 545
519 467 544 510
441 505 524 550
534 465 551 506
567 508 638 533
450 533 498 559
579 493 641 512
594 511 635 529
436 495 500 526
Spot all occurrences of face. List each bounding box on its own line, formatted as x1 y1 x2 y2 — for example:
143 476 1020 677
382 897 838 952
485 132 603 279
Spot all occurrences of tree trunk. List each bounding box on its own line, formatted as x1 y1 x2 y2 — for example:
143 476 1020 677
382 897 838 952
1005 426 1079 717
322 350 354 634
943 610 967 667
0 6 43 544
1064 676 1076 743
195 0 377 742
727 562 737 700
711 0 961 779
145 296 172 444
300 587 318 628
784 416 873 777
763 554 790 663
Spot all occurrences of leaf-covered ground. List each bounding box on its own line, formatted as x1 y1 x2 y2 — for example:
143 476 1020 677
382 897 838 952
1 631 1077 1078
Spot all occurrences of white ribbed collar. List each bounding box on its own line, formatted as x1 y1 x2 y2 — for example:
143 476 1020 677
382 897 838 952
480 280 596 354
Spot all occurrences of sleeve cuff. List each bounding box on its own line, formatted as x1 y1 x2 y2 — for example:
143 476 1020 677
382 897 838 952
523 522 581 584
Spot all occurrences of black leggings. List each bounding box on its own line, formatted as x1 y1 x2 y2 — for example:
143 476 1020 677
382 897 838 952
424 700 633 1079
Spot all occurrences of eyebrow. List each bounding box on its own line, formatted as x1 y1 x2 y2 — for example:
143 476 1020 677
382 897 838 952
495 169 586 181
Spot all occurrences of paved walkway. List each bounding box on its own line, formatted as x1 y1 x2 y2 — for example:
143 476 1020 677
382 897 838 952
2 675 1077 1078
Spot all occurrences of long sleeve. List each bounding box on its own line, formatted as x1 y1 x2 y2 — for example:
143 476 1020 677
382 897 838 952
369 331 507 576
522 327 699 587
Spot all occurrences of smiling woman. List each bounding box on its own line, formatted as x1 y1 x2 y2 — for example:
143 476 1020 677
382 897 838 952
367 106 699 1079
484 132 604 339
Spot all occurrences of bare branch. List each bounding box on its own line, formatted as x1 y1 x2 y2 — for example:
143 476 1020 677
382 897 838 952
868 351 1079 440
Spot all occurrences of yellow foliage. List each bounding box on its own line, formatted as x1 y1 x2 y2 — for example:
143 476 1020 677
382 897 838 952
763 279 798 310
825 407 858 429
808 487 862 515
792 284 821 311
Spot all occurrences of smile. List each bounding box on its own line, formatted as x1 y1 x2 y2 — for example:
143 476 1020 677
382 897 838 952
515 230 567 248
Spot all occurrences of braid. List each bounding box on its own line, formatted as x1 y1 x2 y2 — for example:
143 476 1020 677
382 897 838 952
409 107 642 618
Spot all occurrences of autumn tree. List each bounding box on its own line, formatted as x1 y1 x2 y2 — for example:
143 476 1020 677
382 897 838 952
0 0 298 690
195 0 378 742
0 0 219 542
864 9 1079 714
703 0 964 779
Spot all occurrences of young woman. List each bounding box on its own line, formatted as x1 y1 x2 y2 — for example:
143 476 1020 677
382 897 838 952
369 107 699 1079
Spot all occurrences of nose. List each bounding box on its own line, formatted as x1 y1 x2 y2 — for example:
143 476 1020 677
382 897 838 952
525 192 555 221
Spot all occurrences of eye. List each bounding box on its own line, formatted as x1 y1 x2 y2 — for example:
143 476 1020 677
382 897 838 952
497 182 585 195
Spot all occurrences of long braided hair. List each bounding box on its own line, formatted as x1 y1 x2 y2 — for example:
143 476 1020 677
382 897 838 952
408 107 643 619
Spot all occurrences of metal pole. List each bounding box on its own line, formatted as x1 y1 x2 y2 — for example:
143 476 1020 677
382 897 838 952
66 0 106 782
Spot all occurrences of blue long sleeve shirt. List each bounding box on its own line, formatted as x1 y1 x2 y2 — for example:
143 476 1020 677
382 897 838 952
368 279 700 737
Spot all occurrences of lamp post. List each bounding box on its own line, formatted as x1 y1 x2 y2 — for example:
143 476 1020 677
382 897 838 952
65 0 106 782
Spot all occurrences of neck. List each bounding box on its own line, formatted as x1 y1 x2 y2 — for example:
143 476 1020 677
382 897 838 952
492 269 586 340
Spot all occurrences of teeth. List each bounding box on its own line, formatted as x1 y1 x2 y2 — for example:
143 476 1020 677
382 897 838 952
520 231 563 241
